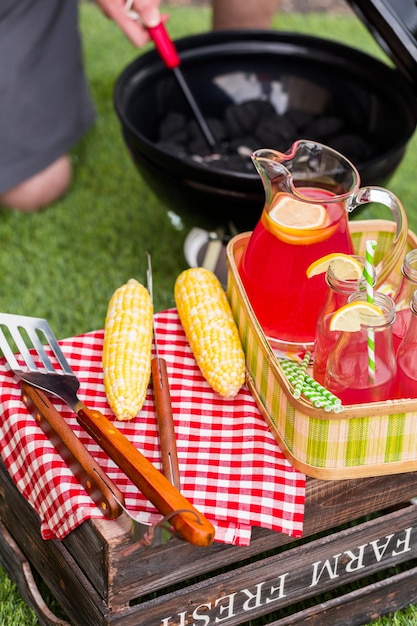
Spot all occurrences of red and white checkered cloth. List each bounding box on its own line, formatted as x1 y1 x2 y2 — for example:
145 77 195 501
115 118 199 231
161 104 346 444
0 309 305 546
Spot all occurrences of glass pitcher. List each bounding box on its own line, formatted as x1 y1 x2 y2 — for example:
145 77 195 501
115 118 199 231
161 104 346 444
239 140 407 354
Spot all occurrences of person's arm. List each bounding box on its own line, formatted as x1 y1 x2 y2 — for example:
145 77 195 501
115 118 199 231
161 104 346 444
95 0 162 47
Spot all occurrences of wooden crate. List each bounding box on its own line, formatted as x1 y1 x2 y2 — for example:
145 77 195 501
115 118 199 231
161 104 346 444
1 458 417 625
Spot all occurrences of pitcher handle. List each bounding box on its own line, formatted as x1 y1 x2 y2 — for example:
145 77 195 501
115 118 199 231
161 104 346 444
347 187 408 288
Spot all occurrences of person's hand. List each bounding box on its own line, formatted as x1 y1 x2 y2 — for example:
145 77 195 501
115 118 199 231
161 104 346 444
95 0 162 47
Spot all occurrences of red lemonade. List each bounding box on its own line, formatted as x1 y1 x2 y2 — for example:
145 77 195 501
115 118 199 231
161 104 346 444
396 356 417 399
395 290 417 399
325 353 394 404
392 307 411 353
239 188 354 347
313 320 339 385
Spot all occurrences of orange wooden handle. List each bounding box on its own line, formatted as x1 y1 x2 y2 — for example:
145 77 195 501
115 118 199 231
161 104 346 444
75 403 215 547
20 381 124 519
152 357 181 490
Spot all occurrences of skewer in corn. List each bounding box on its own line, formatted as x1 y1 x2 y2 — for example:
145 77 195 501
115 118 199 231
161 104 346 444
103 278 153 421
174 267 246 398
146 252 181 491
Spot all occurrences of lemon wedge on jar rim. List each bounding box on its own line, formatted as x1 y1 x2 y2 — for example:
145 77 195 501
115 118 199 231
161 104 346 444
329 301 385 332
306 253 363 280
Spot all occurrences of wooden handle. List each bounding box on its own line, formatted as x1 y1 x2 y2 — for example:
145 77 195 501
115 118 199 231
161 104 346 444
75 403 215 547
20 381 124 520
152 357 181 491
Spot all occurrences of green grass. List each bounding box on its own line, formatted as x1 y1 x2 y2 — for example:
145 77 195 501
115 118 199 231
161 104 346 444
1 3 417 624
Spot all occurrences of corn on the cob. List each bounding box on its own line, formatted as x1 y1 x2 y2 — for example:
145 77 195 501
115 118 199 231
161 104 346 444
103 278 153 421
174 267 245 398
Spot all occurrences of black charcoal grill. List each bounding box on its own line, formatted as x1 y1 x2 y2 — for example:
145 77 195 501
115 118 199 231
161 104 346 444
114 3 417 230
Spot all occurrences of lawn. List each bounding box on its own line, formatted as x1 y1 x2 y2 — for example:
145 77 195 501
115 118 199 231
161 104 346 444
1 2 417 624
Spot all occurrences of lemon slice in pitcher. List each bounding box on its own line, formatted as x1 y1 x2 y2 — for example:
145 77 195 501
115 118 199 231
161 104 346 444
269 197 327 229
306 253 363 280
265 197 334 245
329 301 385 332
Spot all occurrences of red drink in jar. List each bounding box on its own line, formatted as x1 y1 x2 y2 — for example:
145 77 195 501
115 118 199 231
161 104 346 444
392 249 417 352
313 321 338 385
392 308 410 353
396 355 417 398
395 290 417 399
325 354 394 404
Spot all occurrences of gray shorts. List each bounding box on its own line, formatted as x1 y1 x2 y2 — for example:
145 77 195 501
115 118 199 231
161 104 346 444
0 0 96 193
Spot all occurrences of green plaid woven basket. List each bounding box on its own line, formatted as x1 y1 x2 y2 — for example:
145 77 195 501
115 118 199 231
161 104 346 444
227 221 417 479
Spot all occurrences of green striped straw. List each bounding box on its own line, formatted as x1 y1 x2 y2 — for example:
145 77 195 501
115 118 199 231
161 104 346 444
363 240 377 382
302 373 342 406
282 370 342 412
280 359 343 412
292 351 311 398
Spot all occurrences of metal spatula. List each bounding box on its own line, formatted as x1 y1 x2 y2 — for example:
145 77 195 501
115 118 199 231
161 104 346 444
20 379 124 520
20 381 171 547
0 312 215 547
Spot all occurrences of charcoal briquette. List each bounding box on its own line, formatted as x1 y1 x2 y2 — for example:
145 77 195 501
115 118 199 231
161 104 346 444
158 111 188 141
254 115 298 148
224 100 277 137
302 116 345 141
327 133 375 162
285 110 315 131
188 137 213 156
156 141 188 157
229 136 260 153
187 118 225 143
205 153 253 172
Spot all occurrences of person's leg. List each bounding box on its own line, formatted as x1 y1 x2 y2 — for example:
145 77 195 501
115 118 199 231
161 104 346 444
0 156 71 212
212 0 280 30
0 0 96 212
